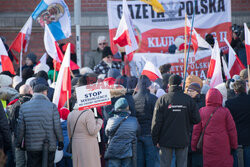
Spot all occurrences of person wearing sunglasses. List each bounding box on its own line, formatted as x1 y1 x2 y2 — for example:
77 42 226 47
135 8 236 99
93 46 121 76
84 36 108 69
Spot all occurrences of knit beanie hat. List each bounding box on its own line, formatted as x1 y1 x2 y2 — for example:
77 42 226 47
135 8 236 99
188 82 201 93
114 98 128 111
34 63 50 74
59 108 70 120
107 68 121 79
168 75 182 86
137 75 152 89
30 77 49 90
35 71 49 81
127 76 138 89
102 46 113 59
0 74 12 87
25 77 36 86
33 84 49 93
26 53 37 64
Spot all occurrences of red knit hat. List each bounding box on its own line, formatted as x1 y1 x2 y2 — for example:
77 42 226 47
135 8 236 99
62 43 76 54
59 108 70 120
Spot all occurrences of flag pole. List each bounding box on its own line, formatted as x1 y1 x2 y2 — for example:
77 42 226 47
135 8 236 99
93 108 101 142
20 33 24 78
67 90 70 109
183 14 188 81
183 2 196 91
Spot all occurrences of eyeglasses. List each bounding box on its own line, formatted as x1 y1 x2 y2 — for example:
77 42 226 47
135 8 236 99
99 43 107 46
107 56 113 59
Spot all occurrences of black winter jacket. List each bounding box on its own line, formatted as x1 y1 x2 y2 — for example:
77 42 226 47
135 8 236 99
0 102 11 153
225 93 250 146
133 89 157 136
151 86 200 148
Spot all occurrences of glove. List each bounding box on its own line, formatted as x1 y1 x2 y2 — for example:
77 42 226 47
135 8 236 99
58 142 64 151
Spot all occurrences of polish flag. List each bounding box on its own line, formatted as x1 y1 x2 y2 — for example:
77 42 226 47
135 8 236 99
9 16 32 53
44 24 79 70
224 38 245 76
186 18 211 55
0 38 15 75
53 43 71 110
244 23 250 65
113 0 138 55
141 60 162 81
38 53 47 64
210 41 223 88
222 56 231 80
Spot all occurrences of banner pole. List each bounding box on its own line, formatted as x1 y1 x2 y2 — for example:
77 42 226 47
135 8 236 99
93 108 101 142
183 14 188 80
183 1 196 91
20 33 24 78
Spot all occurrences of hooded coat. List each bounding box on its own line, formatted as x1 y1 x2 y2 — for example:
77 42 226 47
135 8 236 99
191 88 238 167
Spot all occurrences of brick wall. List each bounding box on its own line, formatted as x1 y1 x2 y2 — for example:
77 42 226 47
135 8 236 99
231 0 250 12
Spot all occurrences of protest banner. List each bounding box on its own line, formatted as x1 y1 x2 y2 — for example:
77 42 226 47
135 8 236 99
130 49 211 80
76 83 111 111
108 0 231 54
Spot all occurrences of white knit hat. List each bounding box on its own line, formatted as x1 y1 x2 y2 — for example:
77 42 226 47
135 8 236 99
12 76 22 88
215 83 227 106
0 74 12 87
33 63 50 74
97 36 107 44
25 77 36 86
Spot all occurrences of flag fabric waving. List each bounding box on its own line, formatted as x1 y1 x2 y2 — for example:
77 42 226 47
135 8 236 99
0 38 15 75
224 38 245 77
210 41 223 88
244 23 250 65
53 43 71 110
186 18 211 55
222 57 231 80
9 16 32 53
141 59 162 81
32 0 71 41
113 0 138 55
140 0 165 13
39 52 47 64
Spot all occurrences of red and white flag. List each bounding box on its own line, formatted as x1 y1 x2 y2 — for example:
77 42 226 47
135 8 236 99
186 18 211 55
9 16 32 53
53 43 71 110
210 41 223 88
113 0 138 55
141 60 162 82
44 24 79 70
224 38 245 76
244 23 250 65
38 53 47 64
0 38 15 75
222 57 231 80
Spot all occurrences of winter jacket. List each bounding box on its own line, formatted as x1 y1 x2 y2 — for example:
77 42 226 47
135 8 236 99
0 87 19 105
105 111 138 159
93 60 121 76
61 120 71 157
16 93 63 151
225 92 250 146
151 85 200 147
192 88 238 167
133 88 157 136
83 48 102 69
0 102 11 153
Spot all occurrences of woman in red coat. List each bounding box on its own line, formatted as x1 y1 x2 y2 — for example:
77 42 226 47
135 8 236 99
191 88 238 167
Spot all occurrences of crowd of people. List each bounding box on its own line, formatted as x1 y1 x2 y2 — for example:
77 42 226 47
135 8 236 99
0 25 249 167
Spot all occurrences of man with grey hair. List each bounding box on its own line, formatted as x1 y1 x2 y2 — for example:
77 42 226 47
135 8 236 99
16 84 63 166
84 35 108 69
226 79 250 166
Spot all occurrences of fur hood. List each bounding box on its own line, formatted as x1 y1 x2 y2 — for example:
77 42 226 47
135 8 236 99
110 88 126 98
0 87 19 101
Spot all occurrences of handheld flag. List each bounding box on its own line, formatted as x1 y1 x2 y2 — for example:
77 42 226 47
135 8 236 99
244 23 250 65
113 0 138 55
9 16 32 53
224 38 245 76
32 0 71 41
140 0 165 13
39 52 47 64
210 41 223 88
0 38 15 75
53 43 71 109
141 60 162 81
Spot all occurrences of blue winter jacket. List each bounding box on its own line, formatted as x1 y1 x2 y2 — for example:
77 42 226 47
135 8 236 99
61 120 71 157
105 111 138 159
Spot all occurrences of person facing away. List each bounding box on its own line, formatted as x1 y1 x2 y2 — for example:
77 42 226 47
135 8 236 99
191 88 238 167
16 84 64 167
151 74 201 167
133 75 160 167
225 79 250 166
67 104 103 167
105 98 139 167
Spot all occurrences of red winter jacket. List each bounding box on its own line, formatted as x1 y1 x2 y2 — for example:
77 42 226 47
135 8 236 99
191 88 238 167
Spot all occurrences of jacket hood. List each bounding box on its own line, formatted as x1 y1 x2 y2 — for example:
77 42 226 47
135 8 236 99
110 88 126 98
0 87 19 101
205 88 223 107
